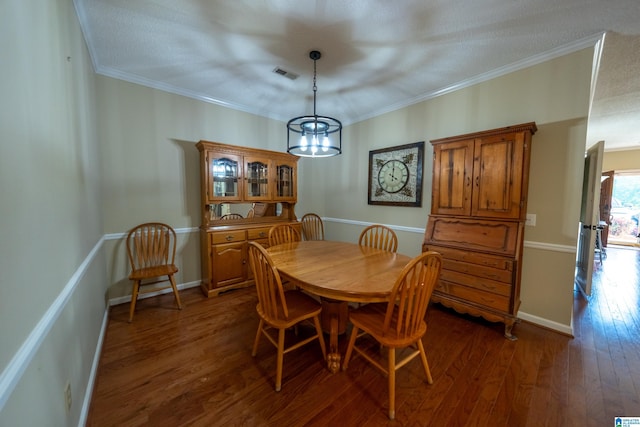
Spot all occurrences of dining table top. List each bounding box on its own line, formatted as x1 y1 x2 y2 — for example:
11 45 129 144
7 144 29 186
266 240 413 303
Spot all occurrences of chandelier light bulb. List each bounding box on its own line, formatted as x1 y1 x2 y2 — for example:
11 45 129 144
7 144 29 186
286 50 342 157
322 135 330 152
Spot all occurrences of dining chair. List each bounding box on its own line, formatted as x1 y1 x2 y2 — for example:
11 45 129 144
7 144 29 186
268 224 301 246
300 213 325 241
125 222 183 322
220 213 244 220
247 242 327 391
342 251 443 420
358 224 398 252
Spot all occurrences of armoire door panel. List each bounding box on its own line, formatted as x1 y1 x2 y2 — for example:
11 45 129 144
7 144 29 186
432 139 473 215
472 132 525 219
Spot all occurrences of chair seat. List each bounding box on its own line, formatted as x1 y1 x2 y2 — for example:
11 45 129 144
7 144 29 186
349 303 427 348
257 290 322 329
129 264 178 280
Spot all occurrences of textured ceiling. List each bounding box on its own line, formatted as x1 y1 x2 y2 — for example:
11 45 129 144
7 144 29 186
74 0 640 151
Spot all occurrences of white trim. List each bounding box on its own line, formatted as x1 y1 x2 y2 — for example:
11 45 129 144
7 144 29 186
518 311 574 336
324 217 578 253
103 226 199 241
0 220 578 416
107 280 201 306
0 236 105 412
78 307 109 427
323 217 425 234
588 32 606 118
523 240 576 253
352 32 606 124
73 5 605 129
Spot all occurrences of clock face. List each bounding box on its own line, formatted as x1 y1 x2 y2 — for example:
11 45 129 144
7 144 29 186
368 142 424 206
378 160 409 193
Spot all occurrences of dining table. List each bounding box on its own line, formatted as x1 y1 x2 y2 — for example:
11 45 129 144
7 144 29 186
267 240 413 373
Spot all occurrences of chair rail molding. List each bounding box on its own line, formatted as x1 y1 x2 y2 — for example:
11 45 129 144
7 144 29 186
0 236 104 412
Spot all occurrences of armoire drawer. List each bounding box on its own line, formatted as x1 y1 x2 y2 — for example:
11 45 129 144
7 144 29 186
435 280 510 312
442 258 514 284
439 269 512 296
426 245 513 270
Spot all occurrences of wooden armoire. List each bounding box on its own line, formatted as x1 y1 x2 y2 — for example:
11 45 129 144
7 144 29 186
422 122 537 339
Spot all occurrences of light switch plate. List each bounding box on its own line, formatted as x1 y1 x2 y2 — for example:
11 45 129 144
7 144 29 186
526 213 536 227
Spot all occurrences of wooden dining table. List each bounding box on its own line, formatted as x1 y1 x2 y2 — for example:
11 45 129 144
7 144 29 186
267 240 413 372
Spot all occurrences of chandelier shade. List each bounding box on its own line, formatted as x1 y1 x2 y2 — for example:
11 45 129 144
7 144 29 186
287 51 342 157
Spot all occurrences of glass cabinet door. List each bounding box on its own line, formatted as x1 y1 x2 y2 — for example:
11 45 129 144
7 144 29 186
244 157 271 200
208 154 242 201
275 161 297 200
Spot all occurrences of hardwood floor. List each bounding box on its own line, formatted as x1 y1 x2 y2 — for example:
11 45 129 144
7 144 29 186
87 247 640 426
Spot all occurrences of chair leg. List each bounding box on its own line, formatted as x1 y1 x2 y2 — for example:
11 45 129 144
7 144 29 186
252 319 264 357
341 325 359 370
417 339 433 384
168 274 182 309
275 328 285 392
128 281 140 323
388 348 396 420
312 315 327 360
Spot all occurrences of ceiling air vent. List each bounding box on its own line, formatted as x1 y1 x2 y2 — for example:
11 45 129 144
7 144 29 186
273 67 298 80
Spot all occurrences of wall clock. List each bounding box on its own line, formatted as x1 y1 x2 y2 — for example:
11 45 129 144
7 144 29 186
368 141 424 206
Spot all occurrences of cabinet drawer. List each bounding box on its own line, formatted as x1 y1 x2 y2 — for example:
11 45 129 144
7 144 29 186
436 280 510 312
210 230 246 244
439 269 512 296
247 227 271 241
427 245 513 270
442 258 513 284
424 215 520 256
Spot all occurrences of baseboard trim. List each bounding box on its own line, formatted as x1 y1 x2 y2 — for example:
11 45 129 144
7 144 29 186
518 311 574 336
78 307 109 426
108 280 201 306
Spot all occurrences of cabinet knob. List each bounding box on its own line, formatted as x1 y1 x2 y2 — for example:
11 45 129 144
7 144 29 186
259 232 266 237
226 235 234 241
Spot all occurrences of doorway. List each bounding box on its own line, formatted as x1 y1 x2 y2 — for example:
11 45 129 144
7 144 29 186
604 171 640 247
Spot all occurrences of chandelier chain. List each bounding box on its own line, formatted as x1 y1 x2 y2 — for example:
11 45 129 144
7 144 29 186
312 58 318 116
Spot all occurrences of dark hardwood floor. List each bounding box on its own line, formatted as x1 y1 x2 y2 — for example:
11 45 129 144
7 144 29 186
87 247 640 426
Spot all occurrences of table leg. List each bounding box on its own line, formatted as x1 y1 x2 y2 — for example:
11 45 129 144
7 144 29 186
327 315 340 373
321 299 349 373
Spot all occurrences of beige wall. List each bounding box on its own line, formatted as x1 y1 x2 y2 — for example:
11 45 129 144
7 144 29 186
1 0 106 425
96 47 593 328
307 49 594 330
95 76 288 300
603 149 640 171
1 1 596 423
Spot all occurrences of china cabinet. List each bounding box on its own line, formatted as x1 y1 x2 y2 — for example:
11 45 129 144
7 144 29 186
196 141 300 296
422 123 536 339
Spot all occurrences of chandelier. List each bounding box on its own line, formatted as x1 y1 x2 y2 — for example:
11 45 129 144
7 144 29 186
287 51 342 157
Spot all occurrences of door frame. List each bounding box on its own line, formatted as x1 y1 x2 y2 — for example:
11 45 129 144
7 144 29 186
575 140 604 298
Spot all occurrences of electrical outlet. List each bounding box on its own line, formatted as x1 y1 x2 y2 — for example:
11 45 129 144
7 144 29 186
526 213 537 227
64 382 72 412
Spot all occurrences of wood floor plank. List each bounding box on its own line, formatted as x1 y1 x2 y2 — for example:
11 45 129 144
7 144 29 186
87 246 640 426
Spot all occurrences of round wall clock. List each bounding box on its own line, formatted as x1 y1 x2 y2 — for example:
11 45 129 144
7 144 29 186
368 141 424 206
